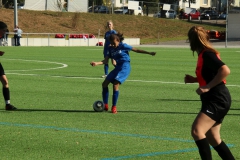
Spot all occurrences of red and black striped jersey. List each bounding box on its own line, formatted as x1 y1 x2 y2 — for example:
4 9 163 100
196 50 226 87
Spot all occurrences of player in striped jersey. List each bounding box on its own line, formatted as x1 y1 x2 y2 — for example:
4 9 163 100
185 26 235 160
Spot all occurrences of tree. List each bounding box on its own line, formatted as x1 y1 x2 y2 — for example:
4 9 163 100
89 0 103 6
2 0 25 8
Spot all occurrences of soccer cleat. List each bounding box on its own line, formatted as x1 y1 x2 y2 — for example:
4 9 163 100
104 104 108 111
5 104 17 110
111 106 117 114
101 75 107 78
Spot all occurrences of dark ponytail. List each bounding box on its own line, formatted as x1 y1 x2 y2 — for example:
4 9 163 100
109 32 124 42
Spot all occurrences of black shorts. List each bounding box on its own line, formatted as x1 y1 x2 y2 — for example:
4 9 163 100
200 84 231 123
0 63 5 76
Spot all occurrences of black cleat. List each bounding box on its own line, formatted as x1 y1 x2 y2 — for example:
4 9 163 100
5 104 17 110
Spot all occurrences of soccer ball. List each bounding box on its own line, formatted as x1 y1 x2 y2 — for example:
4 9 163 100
93 100 104 112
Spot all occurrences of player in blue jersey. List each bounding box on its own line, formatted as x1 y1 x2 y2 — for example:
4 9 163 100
0 21 17 110
90 33 156 113
102 20 117 78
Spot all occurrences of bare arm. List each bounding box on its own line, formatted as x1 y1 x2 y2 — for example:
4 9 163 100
132 48 156 56
90 57 110 66
184 74 198 83
206 65 230 89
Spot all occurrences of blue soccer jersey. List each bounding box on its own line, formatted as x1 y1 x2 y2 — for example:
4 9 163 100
107 42 132 64
104 30 117 56
106 42 132 84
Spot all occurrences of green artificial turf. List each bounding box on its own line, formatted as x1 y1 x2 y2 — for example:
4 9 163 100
0 46 239 160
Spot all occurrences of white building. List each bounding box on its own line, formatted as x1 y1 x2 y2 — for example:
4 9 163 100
179 0 208 11
24 0 88 12
112 0 128 7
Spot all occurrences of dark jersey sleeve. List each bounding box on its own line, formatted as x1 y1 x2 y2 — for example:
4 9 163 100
202 51 225 72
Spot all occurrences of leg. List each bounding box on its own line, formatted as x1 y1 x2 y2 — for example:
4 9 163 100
103 64 109 76
206 123 222 146
14 35 17 46
112 80 120 114
0 75 16 110
206 124 235 160
102 79 111 111
102 56 109 78
192 112 216 160
17 36 20 46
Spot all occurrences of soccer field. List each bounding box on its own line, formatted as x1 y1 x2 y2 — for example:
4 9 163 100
0 46 239 160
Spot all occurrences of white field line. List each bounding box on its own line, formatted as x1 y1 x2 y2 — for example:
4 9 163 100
3 58 68 71
5 72 240 87
3 58 240 87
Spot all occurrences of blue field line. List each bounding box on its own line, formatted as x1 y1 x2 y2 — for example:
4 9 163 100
0 122 194 143
0 122 234 159
101 148 199 160
101 144 235 160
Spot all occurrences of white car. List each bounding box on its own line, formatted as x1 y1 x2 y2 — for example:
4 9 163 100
165 10 176 19
114 6 128 14
115 6 143 16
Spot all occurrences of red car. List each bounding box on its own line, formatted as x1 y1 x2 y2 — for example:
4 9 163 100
183 10 201 20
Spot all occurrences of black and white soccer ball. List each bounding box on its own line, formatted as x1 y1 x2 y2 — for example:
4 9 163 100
93 100 104 112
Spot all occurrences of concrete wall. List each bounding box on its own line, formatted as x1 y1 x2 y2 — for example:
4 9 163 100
1 38 140 47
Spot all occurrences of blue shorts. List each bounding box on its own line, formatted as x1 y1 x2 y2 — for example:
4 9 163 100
106 62 131 84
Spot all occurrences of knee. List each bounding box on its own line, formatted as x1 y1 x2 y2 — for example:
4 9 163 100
191 128 198 139
191 128 204 140
102 82 108 88
113 85 119 91
1 79 8 87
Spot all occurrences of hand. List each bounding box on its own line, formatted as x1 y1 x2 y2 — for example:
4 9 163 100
0 51 4 56
149 52 156 56
90 62 96 66
184 74 196 83
196 85 210 95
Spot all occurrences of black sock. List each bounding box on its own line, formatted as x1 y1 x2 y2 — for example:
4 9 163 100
213 141 235 160
195 138 212 160
2 87 10 104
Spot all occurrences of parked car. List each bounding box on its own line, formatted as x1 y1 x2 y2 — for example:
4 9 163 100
165 10 176 19
88 5 109 14
219 12 226 19
183 9 201 20
153 11 161 18
11 3 24 9
134 6 143 16
200 10 219 20
114 6 128 14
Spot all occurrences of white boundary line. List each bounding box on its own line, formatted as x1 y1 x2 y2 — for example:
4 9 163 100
5 73 240 88
2 58 68 71
3 58 240 88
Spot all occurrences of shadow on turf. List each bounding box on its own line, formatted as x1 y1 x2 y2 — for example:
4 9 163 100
230 108 240 110
157 98 200 102
0 108 94 113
